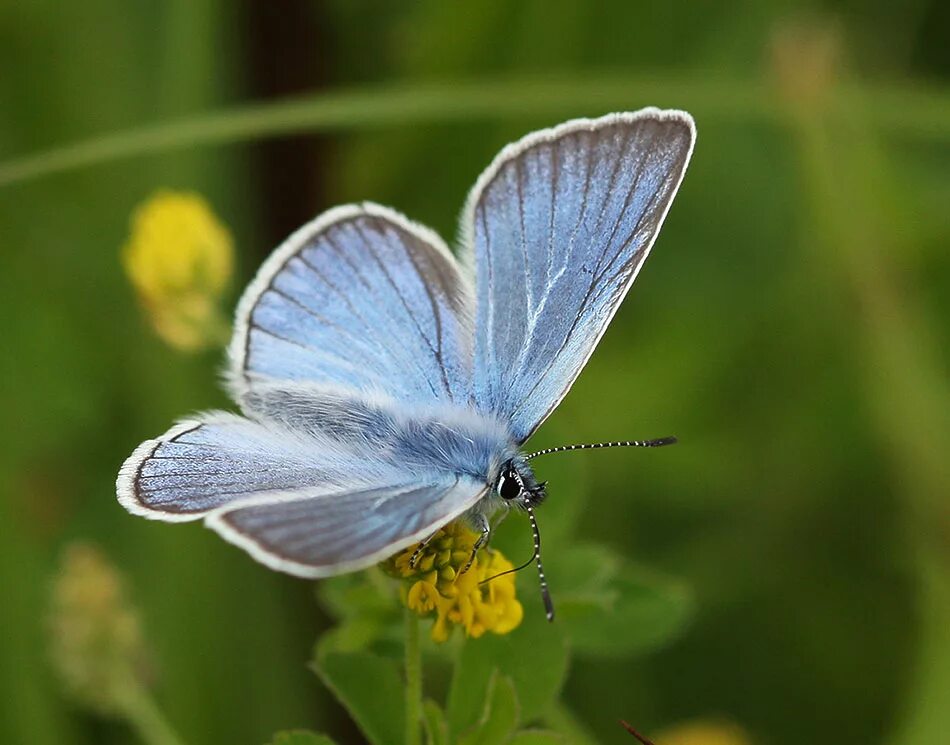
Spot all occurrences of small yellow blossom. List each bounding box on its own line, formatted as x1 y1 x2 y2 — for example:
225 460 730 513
122 190 233 351
48 543 149 715
655 721 753 745
383 522 523 642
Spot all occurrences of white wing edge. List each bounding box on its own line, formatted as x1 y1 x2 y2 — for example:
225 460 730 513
204 482 489 579
117 415 489 578
457 108 696 277
456 108 697 440
116 410 328 523
224 201 473 400
116 418 214 523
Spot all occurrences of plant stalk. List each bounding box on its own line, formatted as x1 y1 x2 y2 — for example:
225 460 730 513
1 77 947 189
116 681 188 745
405 609 422 745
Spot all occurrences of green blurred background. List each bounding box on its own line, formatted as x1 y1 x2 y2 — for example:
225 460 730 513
1 1 948 744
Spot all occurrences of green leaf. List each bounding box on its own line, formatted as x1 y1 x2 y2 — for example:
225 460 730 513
543 544 619 593
316 570 395 620
544 704 601 745
422 699 449 745
447 607 568 740
315 571 402 654
568 568 692 657
312 651 405 745
458 671 520 745
317 615 392 656
547 544 693 657
267 731 338 745
507 731 566 745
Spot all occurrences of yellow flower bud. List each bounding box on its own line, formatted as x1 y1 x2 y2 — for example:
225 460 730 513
382 521 523 642
48 543 149 715
122 190 233 351
655 721 753 745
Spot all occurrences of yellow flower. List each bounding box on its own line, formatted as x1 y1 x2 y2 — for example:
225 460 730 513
383 522 524 642
655 721 753 745
48 543 149 715
122 190 233 351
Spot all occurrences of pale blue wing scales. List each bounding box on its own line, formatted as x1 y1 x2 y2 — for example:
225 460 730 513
228 203 473 405
240 381 512 481
116 412 400 520
463 109 695 442
207 477 488 577
116 389 506 574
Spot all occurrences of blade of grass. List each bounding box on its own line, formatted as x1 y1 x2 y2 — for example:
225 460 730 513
1 75 947 189
776 28 950 745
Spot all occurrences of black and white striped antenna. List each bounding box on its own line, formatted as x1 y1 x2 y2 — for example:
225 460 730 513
525 505 554 621
524 436 677 460
480 504 555 621
483 435 677 622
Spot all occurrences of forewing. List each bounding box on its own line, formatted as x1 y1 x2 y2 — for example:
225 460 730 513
207 478 488 578
463 109 695 442
228 203 473 405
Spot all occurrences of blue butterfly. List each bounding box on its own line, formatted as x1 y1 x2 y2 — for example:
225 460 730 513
117 109 695 619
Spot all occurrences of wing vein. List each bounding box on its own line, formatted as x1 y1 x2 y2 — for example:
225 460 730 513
354 220 447 398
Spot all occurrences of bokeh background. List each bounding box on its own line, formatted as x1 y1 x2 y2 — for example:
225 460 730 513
1 2 948 744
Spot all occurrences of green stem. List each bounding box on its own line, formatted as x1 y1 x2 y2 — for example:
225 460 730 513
1 76 948 189
889 544 950 745
405 609 422 745
779 49 950 745
116 681 188 745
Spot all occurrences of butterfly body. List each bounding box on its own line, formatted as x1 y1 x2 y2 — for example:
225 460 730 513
240 381 544 543
241 381 515 484
118 109 695 589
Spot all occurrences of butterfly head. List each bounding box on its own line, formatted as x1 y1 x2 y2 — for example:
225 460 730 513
495 458 547 509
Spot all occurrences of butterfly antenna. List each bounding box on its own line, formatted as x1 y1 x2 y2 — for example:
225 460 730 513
479 506 555 622
620 721 657 745
524 436 678 460
527 505 555 621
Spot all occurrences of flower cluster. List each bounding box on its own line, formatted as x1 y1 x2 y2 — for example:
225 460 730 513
383 522 523 642
122 190 233 351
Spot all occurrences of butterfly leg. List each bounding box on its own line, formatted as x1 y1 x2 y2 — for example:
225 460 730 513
460 513 491 575
408 531 440 569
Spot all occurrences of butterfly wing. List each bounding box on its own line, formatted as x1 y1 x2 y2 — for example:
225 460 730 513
228 202 473 406
119 111 695 575
118 411 388 521
207 477 487 577
120 203 503 576
463 109 695 442
117 402 491 576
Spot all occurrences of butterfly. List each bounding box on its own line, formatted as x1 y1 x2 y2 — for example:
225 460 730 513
117 109 695 619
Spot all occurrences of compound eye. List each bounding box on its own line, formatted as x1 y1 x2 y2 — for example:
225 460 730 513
498 471 521 501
